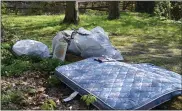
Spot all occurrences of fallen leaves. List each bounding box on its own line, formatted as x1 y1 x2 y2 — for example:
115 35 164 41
1 70 94 110
37 87 45 93
21 81 28 85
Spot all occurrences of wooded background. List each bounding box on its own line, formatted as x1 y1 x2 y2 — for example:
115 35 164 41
2 1 136 14
2 1 182 21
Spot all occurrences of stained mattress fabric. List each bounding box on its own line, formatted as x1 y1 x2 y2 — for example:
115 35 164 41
55 57 182 110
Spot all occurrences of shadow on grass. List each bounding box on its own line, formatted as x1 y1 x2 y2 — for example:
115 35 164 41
23 21 60 30
4 20 72 42
114 35 182 74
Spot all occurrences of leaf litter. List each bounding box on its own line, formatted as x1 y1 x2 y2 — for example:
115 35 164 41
1 70 96 110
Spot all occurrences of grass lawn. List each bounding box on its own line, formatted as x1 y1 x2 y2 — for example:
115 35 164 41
1 12 182 110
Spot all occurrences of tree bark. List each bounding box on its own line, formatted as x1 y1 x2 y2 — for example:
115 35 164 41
63 1 79 24
108 1 120 20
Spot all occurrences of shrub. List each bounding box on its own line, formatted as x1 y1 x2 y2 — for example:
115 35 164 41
154 1 182 20
1 2 8 14
154 1 171 19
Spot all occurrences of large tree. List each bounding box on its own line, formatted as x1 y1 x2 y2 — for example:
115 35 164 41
108 1 120 20
63 1 79 24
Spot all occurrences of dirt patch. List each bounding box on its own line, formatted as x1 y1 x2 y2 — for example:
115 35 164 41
1 70 96 110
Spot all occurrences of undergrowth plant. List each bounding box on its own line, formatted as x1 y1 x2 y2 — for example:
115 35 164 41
47 75 61 87
81 94 97 107
1 90 25 109
41 99 56 110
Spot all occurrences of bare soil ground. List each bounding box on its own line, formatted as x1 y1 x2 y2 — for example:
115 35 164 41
1 70 97 110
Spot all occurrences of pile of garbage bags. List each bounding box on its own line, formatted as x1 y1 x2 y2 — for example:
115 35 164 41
13 26 124 61
53 26 124 61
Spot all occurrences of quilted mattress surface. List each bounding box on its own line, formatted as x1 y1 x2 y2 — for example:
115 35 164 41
55 57 182 110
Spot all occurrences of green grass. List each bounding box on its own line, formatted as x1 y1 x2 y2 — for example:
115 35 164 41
2 12 181 74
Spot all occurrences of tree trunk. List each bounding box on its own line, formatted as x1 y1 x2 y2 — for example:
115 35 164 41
63 1 79 24
108 1 120 20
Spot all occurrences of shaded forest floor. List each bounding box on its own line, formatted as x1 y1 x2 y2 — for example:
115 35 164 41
1 11 182 110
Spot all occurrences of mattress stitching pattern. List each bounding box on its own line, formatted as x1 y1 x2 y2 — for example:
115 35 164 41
55 58 182 109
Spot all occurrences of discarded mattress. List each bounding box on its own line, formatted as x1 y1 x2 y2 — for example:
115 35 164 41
55 57 182 110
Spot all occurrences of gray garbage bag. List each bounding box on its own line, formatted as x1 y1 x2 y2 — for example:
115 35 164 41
91 26 109 39
12 39 50 58
52 30 73 53
68 29 95 55
68 26 124 60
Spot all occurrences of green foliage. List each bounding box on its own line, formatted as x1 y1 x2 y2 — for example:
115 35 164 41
2 1 65 15
1 55 65 76
1 42 12 49
1 48 15 65
81 94 97 106
32 58 65 73
17 55 43 63
1 60 31 77
154 1 182 20
47 75 61 87
154 1 172 19
41 99 56 110
27 88 37 95
1 90 25 105
1 2 8 14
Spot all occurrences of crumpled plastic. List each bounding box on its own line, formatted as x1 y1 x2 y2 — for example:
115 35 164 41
12 39 50 58
68 26 124 60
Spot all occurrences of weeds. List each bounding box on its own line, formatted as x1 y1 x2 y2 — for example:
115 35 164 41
41 99 56 110
2 60 31 76
1 90 25 110
81 94 97 106
47 75 61 87
32 58 65 73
